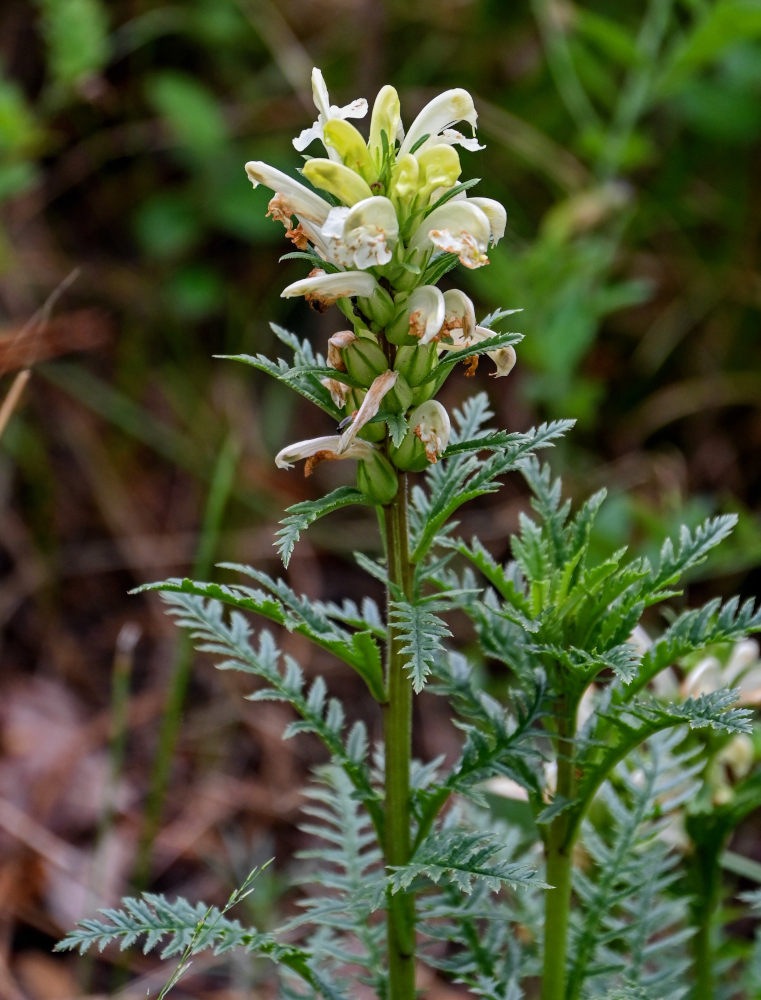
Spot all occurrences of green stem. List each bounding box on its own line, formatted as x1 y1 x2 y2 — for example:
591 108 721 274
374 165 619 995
382 475 416 1000
690 847 721 1000
541 706 577 1000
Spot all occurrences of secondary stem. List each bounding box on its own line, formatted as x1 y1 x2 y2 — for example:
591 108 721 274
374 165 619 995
383 474 416 1000
541 704 577 1000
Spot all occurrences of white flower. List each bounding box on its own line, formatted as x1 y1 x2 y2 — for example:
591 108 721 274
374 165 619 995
399 88 480 157
275 434 377 474
441 288 476 341
436 290 517 378
409 201 492 269
245 161 333 248
293 67 368 161
281 268 380 308
279 371 397 474
410 400 450 462
683 639 761 706
406 286 446 344
320 196 399 269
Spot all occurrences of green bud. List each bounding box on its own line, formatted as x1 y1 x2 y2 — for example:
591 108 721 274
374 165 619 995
389 153 419 207
302 158 373 206
357 452 398 505
386 297 413 345
343 336 389 386
416 144 462 200
394 344 438 386
361 284 395 327
369 85 401 159
358 419 386 443
389 432 428 473
384 372 413 412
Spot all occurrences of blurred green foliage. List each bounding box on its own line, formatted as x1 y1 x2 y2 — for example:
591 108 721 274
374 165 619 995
2 0 760 582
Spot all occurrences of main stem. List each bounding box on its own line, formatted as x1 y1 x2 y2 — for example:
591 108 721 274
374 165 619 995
541 706 576 1000
383 474 416 1000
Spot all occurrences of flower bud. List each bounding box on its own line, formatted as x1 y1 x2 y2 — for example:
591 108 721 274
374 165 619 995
357 452 398 505
369 84 401 160
394 343 438 386
361 283 395 326
383 372 413 413
389 153 420 207
323 119 377 184
302 158 374 206
343 336 389 386
416 144 462 201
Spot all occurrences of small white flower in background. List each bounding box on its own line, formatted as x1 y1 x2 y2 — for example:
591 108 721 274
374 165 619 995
683 639 761 706
293 68 368 160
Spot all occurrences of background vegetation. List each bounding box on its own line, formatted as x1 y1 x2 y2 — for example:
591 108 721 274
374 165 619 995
1 1 760 997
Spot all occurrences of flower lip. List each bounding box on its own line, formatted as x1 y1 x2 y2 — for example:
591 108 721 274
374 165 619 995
321 195 399 269
409 200 492 269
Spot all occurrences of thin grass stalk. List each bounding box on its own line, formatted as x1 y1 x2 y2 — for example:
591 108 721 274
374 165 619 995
134 433 239 887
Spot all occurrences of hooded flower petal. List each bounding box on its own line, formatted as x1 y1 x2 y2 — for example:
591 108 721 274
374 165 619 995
441 288 476 342
281 268 380 306
338 370 398 452
468 197 507 246
409 201 492 269
293 68 368 161
399 88 478 157
275 434 376 473
245 161 332 224
436 300 518 378
411 400 450 462
407 286 446 344
321 196 399 269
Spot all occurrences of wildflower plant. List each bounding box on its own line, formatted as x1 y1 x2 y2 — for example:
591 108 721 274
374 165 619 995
58 70 761 1000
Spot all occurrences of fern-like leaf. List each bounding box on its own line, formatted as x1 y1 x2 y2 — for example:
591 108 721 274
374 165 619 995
275 486 369 567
